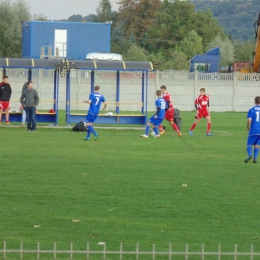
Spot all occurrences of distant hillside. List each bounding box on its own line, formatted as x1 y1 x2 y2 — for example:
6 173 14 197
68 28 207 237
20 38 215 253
192 0 259 41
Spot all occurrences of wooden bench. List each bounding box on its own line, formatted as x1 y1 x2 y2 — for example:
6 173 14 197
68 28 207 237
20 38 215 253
69 113 146 125
1 112 57 124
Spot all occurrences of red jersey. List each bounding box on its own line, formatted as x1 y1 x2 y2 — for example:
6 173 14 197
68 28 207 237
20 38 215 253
195 94 209 110
163 91 173 115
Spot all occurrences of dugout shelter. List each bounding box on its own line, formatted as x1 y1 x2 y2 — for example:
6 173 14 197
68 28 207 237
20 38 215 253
0 58 153 126
66 60 153 125
0 58 64 125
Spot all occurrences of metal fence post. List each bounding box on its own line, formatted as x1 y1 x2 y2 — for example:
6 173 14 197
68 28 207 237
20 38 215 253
234 244 237 260
169 243 172 260
70 242 73 260
120 243 123 260
20 241 23 260
136 243 139 260
218 244 221 260
3 241 6 260
186 244 189 260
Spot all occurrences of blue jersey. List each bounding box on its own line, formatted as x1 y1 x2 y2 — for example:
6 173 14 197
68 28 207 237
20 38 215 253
88 92 106 115
247 105 260 135
155 97 166 119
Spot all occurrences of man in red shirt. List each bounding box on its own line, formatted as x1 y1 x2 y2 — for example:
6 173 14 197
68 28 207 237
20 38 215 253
0 75 12 125
158 85 181 137
189 88 212 136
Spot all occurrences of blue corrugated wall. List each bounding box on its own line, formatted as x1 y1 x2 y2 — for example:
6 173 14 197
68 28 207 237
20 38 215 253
22 21 110 60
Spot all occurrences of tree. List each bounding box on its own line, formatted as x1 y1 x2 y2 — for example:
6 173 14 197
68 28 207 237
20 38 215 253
67 14 84 22
117 0 161 45
180 30 203 60
234 39 255 61
206 34 235 66
193 9 225 48
124 44 148 61
145 0 223 53
146 0 198 51
0 0 30 57
31 13 47 21
96 0 112 22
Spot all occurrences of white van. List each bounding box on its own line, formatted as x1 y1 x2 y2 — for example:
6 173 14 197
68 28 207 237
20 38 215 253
86 52 123 61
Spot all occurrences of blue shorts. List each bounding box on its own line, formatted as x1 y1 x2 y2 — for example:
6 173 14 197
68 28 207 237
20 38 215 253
149 116 163 126
86 114 98 123
247 135 260 145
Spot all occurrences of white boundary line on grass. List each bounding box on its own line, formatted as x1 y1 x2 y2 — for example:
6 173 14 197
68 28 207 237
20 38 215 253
214 130 233 136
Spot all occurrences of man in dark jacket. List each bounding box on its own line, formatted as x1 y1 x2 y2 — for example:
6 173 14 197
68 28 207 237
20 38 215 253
20 81 39 131
0 75 12 125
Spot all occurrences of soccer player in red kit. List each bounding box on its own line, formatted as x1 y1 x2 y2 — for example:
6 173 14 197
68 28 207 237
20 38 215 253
0 75 12 125
158 85 181 137
189 88 212 136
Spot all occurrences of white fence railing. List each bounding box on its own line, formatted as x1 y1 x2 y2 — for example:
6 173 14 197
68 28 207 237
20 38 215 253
1 242 260 260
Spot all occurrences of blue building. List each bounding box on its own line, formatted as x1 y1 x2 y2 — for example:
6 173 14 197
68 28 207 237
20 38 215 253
189 47 220 73
22 21 111 60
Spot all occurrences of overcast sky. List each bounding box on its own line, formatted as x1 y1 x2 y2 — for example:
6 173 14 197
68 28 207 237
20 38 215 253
26 0 119 20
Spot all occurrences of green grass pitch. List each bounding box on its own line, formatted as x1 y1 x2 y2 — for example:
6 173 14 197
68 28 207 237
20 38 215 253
1 111 260 259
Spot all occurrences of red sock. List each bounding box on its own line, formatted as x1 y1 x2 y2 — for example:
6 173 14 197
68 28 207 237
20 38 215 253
190 123 197 131
171 122 179 132
158 125 164 132
207 123 211 133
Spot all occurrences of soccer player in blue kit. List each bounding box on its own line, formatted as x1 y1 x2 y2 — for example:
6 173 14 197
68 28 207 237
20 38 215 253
140 90 166 138
244 96 260 163
83 85 107 141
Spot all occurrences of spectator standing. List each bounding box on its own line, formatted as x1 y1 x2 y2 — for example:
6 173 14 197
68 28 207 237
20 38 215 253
244 96 260 163
83 85 107 140
140 90 166 138
20 81 39 132
189 88 212 136
0 75 12 125
21 81 28 126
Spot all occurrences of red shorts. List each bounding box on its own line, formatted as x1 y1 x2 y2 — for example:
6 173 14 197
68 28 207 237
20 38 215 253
195 109 210 119
0 101 10 110
165 113 174 121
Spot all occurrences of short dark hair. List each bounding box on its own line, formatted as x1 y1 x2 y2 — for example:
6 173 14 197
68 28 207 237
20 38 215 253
94 85 100 91
160 85 166 90
3 75 8 79
156 90 162 96
27 81 33 85
255 96 260 104
200 88 205 92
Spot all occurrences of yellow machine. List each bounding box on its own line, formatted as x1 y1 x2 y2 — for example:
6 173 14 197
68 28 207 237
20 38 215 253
252 12 260 73
228 12 260 73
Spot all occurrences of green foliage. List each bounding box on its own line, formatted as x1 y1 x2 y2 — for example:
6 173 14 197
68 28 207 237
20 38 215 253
124 44 148 61
192 0 259 41
0 0 30 57
2 111 260 257
31 13 47 21
234 39 255 61
180 30 204 60
117 0 161 46
67 14 85 22
193 9 225 47
207 34 235 66
96 0 112 22
149 50 189 70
